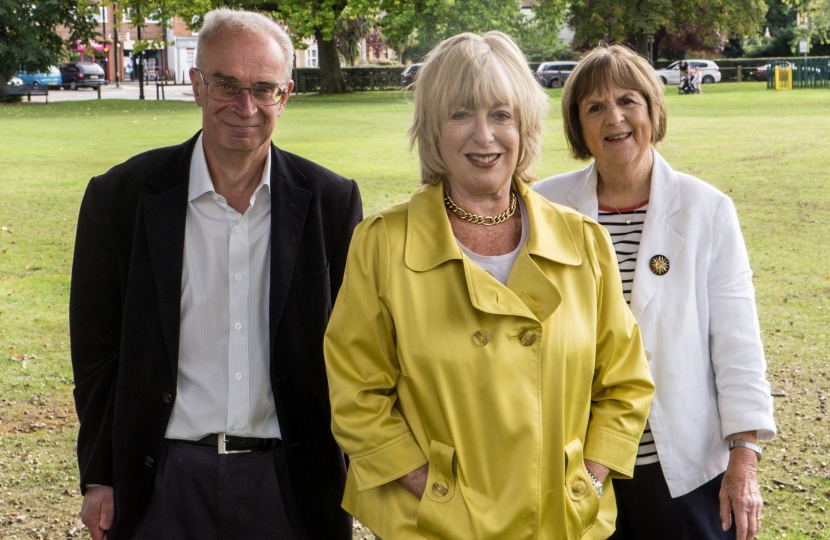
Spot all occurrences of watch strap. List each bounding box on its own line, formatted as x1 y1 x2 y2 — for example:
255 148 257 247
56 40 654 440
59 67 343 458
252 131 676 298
729 439 762 462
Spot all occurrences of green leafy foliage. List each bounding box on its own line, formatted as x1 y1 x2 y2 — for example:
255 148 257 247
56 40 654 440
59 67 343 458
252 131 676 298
379 0 528 60
0 0 98 86
566 0 767 58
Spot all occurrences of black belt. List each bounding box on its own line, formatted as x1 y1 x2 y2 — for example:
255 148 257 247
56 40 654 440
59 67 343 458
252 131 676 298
170 433 280 454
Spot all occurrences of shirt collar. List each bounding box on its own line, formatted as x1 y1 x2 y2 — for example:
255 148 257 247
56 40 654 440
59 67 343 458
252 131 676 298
188 132 272 203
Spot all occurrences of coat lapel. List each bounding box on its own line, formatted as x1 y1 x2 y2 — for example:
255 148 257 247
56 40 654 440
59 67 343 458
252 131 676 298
143 134 199 377
405 180 580 323
566 162 600 220
268 146 312 340
628 150 684 321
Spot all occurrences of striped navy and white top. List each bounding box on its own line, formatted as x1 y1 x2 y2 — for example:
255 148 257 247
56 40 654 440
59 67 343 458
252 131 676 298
597 201 659 466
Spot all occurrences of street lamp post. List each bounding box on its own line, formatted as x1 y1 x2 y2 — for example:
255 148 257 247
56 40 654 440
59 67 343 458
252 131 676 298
647 34 655 66
113 2 120 88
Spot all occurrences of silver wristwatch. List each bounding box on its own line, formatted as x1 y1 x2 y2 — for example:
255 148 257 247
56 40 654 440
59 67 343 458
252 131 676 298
586 470 604 499
729 439 762 462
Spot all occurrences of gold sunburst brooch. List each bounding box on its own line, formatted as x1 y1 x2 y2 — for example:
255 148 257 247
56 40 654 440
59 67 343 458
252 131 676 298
649 255 670 276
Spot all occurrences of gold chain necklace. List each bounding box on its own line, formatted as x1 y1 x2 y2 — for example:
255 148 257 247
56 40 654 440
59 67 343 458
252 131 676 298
444 189 517 226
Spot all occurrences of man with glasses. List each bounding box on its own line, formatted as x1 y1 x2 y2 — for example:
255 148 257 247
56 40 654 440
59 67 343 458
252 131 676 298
70 8 361 540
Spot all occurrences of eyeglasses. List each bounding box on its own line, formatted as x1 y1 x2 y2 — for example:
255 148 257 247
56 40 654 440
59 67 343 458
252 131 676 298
195 67 286 106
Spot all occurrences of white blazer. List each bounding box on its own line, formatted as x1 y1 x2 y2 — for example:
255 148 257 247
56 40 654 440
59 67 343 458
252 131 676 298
533 149 776 497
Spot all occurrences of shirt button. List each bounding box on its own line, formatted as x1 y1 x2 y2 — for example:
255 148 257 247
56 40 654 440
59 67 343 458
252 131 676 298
235 372 243 380
473 330 490 346
233 225 242 233
144 456 154 468
572 480 587 496
162 392 172 403
234 273 242 281
432 481 449 496
234 322 242 330
519 330 537 346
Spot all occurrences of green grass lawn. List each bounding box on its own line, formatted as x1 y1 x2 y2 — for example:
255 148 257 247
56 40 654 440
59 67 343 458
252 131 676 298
1 82 829 539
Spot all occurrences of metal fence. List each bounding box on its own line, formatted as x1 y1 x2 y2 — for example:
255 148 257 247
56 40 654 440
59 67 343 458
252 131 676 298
764 59 830 89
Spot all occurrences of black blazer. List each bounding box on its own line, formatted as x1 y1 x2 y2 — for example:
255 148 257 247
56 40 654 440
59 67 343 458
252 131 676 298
69 132 362 540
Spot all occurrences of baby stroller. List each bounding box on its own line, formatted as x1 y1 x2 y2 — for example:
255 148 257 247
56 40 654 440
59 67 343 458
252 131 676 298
678 76 695 94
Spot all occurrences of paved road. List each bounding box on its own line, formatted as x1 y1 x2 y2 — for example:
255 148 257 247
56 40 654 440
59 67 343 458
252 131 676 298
34 81 195 102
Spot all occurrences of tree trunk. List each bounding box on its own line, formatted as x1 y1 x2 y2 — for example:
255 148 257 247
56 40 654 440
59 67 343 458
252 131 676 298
316 30 349 94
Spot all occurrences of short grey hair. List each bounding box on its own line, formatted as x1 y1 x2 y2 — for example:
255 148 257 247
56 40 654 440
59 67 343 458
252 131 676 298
196 8 294 85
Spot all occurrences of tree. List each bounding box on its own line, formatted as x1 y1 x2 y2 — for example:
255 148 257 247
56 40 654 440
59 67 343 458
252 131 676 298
564 0 767 61
99 0 176 99
0 0 98 87
335 10 374 66
176 0 381 94
786 0 830 53
378 0 527 62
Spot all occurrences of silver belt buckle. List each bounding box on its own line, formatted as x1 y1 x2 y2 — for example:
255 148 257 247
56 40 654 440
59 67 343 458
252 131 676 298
217 432 251 454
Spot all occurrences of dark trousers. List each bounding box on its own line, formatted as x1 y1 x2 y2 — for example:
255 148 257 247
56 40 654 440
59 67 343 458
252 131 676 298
610 462 736 540
132 440 299 540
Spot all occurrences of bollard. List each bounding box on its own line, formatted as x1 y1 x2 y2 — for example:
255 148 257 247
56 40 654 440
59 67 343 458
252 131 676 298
737 66 742 82
97 84 102 99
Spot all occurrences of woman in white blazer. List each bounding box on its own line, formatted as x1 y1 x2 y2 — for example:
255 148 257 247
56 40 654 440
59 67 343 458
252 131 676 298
534 44 776 540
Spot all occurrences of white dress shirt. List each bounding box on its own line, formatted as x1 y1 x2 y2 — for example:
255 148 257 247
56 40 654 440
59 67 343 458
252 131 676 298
534 149 776 496
165 134 280 440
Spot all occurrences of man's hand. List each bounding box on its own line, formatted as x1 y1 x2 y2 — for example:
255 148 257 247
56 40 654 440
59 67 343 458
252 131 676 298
720 432 762 540
397 464 429 500
80 485 114 540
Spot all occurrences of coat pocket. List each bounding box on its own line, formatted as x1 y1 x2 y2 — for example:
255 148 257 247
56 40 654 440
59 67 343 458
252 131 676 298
564 437 599 535
416 439 456 537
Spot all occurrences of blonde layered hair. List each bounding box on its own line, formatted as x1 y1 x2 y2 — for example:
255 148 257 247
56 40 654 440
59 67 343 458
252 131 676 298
409 32 549 185
561 43 667 160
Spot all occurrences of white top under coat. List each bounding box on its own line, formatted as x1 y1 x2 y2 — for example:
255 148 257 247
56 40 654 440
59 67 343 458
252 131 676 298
457 196 529 285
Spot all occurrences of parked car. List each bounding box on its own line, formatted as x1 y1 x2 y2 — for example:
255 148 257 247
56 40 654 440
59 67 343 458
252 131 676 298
401 63 423 87
6 76 23 86
655 60 721 85
16 66 62 88
535 61 578 88
59 62 107 90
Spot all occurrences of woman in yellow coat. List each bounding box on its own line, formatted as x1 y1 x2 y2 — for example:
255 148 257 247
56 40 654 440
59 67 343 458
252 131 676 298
324 32 654 540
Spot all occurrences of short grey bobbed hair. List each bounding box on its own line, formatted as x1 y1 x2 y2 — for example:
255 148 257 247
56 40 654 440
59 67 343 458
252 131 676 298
196 8 294 85
561 43 666 161
409 31 549 185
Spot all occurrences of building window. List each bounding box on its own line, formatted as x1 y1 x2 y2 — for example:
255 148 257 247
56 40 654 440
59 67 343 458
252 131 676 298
308 47 318 68
186 50 195 69
123 8 159 24
94 7 107 23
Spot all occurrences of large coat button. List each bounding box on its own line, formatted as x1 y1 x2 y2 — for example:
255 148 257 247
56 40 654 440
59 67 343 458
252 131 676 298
473 330 490 346
144 456 154 468
519 331 537 346
571 480 587 496
162 392 172 403
432 481 449 496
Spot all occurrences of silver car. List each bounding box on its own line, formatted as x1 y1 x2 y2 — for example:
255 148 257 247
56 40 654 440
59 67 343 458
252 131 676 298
655 60 721 85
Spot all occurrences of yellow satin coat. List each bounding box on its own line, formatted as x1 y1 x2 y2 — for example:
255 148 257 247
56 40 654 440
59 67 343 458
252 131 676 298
324 180 654 540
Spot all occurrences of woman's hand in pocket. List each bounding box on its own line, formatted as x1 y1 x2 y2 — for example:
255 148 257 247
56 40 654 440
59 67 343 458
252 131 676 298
397 464 429 499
